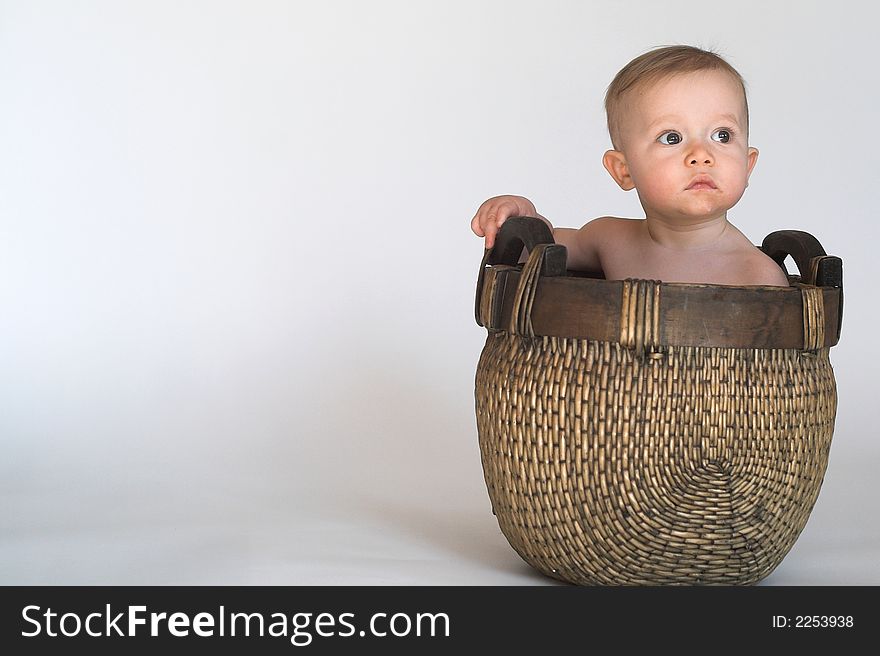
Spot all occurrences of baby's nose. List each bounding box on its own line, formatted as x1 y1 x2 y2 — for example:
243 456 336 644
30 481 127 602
686 141 714 166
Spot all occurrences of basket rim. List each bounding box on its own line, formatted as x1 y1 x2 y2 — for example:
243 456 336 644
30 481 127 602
478 265 842 349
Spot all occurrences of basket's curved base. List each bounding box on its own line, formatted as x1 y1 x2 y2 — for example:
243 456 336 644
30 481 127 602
475 333 837 586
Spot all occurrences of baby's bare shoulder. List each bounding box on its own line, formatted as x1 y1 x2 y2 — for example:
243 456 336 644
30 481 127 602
581 216 643 238
732 247 790 286
585 216 642 228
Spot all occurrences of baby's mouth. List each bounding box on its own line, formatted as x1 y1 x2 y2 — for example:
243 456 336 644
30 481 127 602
686 175 718 190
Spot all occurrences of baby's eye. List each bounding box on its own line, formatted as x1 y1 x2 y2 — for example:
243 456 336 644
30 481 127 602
657 131 682 145
711 129 731 143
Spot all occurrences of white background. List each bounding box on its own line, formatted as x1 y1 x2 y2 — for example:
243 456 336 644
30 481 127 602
2 0 878 584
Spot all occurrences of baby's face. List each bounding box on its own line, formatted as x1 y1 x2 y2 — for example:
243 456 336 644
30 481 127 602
613 69 758 225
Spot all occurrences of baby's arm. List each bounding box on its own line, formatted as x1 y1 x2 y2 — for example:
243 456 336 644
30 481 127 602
471 195 551 249
471 196 610 273
551 219 613 274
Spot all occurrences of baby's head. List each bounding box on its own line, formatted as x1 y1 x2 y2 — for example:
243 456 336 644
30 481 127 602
602 45 759 225
605 46 749 152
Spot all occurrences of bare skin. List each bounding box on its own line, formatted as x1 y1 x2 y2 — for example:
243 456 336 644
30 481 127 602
471 70 790 287
555 215 786 286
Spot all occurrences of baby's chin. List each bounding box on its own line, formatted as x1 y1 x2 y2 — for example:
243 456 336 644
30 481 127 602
671 197 742 219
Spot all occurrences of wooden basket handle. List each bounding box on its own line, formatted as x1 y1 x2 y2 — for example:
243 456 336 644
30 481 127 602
761 230 842 288
475 217 567 326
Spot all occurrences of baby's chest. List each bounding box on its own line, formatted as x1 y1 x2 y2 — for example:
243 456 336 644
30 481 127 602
601 247 735 284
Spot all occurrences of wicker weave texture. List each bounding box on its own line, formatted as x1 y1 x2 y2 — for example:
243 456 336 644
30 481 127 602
475 333 837 585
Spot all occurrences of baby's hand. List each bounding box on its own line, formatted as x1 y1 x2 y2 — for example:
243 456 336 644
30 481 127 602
470 195 539 249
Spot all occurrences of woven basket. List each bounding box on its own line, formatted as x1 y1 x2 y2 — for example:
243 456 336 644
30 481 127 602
474 217 843 585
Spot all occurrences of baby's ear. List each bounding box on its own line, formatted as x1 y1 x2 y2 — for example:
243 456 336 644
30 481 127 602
747 147 759 176
603 150 635 190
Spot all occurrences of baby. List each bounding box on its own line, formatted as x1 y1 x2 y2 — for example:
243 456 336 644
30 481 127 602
471 45 790 287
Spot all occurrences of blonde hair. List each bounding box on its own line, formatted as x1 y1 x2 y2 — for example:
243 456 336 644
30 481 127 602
605 45 749 150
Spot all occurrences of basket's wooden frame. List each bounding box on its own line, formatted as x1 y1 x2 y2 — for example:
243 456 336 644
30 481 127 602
475 217 843 349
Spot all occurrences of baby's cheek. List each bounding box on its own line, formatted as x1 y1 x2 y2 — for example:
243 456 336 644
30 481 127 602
639 175 674 200
727 169 750 193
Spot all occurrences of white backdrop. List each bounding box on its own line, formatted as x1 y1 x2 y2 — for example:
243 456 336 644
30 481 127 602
2 0 878 584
